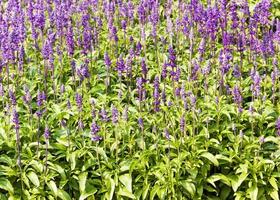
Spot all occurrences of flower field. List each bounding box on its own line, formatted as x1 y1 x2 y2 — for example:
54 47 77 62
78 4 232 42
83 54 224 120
1 0 280 199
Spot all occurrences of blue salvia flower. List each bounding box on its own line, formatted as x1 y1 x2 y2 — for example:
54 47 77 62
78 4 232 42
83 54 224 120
165 128 170 140
9 89 17 106
75 93 83 111
153 76 160 112
100 108 109 122
44 126 50 140
111 105 118 124
250 71 261 98
12 108 20 130
138 117 144 130
91 121 102 141
180 115 185 133
275 117 280 136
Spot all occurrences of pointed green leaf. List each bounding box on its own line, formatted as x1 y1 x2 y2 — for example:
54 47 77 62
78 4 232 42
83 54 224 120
78 172 88 194
118 187 136 199
58 189 71 200
269 177 278 190
119 174 132 192
0 178 14 193
48 181 58 198
27 171 40 187
247 184 258 200
270 189 279 200
231 172 248 192
180 181 196 197
200 152 219 166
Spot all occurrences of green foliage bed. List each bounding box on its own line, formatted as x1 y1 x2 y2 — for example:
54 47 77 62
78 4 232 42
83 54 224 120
0 0 280 199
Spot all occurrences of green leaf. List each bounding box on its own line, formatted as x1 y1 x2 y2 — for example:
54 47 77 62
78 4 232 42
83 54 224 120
247 184 258 200
269 177 278 190
70 152 76 170
48 181 58 198
269 189 279 200
119 174 132 192
207 174 231 188
27 171 40 187
231 172 248 192
105 178 115 200
200 152 219 166
79 172 88 194
150 185 159 200
79 185 97 200
118 187 136 199
58 189 71 200
142 183 150 200
180 180 196 197
0 178 14 193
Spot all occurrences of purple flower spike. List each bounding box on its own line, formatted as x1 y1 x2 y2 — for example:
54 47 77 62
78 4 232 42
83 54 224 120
111 105 118 124
44 126 50 140
12 109 20 130
276 117 280 136
75 93 83 111
153 76 160 112
165 128 170 140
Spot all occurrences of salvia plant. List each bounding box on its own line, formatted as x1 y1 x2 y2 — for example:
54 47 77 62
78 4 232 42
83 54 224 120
0 0 280 199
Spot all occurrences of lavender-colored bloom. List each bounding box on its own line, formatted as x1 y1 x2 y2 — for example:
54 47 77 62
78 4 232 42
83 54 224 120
78 119 84 130
75 93 83 111
202 61 211 75
81 63 90 79
100 108 109 122
233 64 241 78
91 135 102 141
276 117 280 136
123 106 128 121
60 84 65 94
161 62 168 80
180 115 185 133
141 58 148 80
121 20 127 31
153 76 160 112
138 117 144 130
168 46 176 69
138 3 146 24
191 60 200 80
9 90 17 106
37 90 45 107
162 88 166 104
104 52 111 70
91 121 100 135
136 77 144 102
12 109 20 130
175 87 181 97
44 126 50 140
253 0 271 25
66 26 75 56
61 120 66 128
111 106 118 124
0 83 4 97
67 99 71 110
165 128 170 140
109 26 118 42
42 39 52 60
250 71 261 97
22 86 31 105
116 56 126 76
232 85 242 111
167 101 173 107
